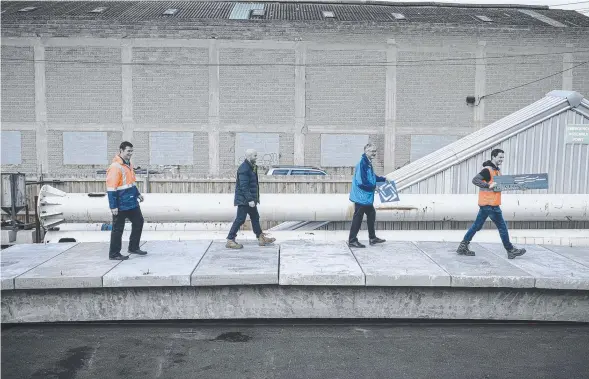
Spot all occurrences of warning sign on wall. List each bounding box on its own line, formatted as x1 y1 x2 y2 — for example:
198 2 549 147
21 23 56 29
565 124 589 144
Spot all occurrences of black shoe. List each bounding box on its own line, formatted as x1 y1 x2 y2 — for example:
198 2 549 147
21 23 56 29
109 254 129 261
507 247 526 259
457 241 475 256
348 240 366 248
369 237 386 245
128 248 147 255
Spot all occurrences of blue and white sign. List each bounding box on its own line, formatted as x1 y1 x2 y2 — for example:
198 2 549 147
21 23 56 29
493 173 549 191
377 180 400 203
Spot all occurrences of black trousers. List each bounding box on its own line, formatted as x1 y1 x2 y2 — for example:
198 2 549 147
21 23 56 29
348 203 376 243
227 205 263 240
109 207 144 256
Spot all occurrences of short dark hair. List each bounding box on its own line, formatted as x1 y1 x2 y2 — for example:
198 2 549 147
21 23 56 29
119 141 133 151
491 149 504 158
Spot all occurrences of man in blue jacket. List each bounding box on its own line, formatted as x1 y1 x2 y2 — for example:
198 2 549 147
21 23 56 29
348 143 387 248
106 141 147 260
226 149 276 249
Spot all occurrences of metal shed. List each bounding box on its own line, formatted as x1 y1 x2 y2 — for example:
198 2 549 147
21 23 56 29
390 90 589 195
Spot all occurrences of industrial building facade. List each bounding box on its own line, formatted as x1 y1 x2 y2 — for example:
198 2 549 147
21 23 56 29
391 91 589 196
1 0 589 178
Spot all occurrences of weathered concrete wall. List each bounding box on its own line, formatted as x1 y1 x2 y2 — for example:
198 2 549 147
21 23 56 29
2 286 588 323
2 21 588 176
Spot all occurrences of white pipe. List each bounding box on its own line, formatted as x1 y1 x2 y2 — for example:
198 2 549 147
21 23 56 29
42 229 589 247
37 185 589 228
50 223 234 232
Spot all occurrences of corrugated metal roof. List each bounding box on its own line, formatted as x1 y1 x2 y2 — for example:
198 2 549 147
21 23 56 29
389 91 589 195
1 1 588 26
578 98 589 118
518 9 566 28
229 3 265 20
535 8 589 27
60 2 135 17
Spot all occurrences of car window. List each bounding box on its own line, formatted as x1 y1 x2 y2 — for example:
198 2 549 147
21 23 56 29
291 170 325 175
271 169 290 175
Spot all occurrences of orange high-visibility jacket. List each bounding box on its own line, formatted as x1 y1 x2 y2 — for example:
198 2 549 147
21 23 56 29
106 155 140 210
478 166 501 206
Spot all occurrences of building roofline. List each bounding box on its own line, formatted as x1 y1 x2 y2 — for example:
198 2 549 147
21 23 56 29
226 1 550 10
547 90 584 108
4 0 550 11
387 91 586 188
3 1 584 29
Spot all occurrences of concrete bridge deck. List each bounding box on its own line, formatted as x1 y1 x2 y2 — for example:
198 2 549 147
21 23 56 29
1 240 588 323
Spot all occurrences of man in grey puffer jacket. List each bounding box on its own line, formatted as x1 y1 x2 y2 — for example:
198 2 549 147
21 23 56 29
226 149 276 249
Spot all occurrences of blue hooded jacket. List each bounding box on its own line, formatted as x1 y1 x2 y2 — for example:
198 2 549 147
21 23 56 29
349 154 386 205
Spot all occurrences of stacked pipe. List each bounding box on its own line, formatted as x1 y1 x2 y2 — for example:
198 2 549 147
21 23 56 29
37 185 589 228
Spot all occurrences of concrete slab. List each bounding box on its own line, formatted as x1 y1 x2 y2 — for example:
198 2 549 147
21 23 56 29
191 241 278 286
279 241 364 286
1 243 77 290
479 243 589 290
414 242 535 288
3 286 589 323
15 242 135 289
1 229 16 245
350 242 451 286
541 245 589 268
15 229 37 244
103 240 212 287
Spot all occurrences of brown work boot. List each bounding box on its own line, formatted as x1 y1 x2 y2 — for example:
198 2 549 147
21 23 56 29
258 233 276 246
226 239 243 249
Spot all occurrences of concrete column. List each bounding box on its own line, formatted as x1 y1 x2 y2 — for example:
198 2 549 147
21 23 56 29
294 42 307 166
563 43 574 91
34 39 49 175
208 40 220 176
384 39 397 174
473 41 486 130
121 42 134 142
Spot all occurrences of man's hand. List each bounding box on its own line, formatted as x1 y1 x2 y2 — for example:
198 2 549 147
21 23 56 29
489 182 497 189
111 208 119 216
138 194 144 202
248 201 255 208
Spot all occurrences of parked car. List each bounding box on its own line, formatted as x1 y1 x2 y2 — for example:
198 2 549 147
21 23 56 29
266 166 327 176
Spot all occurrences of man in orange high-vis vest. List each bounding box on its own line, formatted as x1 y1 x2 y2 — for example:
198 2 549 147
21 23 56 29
106 141 147 260
456 149 526 259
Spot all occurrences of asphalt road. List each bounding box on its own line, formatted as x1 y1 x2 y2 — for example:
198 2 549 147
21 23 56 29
2 321 588 379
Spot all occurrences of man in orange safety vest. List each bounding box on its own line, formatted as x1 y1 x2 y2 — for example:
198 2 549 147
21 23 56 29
456 148 526 259
106 141 147 260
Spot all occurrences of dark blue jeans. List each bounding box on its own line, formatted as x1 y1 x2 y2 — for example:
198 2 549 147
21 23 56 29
227 205 263 240
463 206 514 250
109 206 144 256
